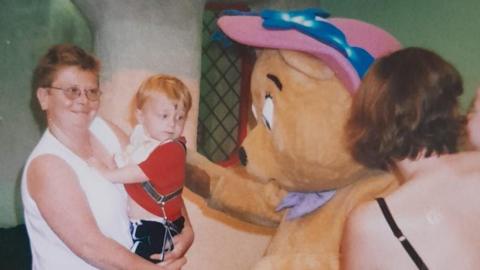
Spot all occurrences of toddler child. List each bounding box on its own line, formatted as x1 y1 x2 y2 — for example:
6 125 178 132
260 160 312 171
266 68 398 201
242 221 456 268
94 74 193 263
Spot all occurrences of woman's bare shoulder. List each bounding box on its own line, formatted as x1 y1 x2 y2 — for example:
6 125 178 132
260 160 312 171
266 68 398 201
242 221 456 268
341 200 387 269
28 154 73 181
443 151 480 173
343 199 391 254
345 200 382 236
26 154 81 201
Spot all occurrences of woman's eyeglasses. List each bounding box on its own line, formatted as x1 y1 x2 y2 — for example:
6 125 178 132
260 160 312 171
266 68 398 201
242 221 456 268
47 86 102 101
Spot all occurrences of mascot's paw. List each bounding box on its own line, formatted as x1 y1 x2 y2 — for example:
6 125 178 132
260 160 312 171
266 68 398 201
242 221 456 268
185 163 211 198
186 149 285 227
252 253 338 270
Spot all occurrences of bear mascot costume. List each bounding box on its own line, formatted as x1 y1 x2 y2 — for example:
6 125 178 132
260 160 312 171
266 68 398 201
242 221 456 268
186 9 402 269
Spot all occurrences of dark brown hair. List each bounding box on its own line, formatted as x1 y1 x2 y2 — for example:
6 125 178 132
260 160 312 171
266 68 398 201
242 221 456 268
345 47 465 170
30 44 100 128
32 44 100 90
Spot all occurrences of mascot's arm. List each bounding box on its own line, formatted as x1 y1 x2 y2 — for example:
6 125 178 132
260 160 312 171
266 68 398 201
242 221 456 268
186 150 286 227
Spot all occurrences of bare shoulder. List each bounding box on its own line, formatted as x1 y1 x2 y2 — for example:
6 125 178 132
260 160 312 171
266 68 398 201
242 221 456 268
341 200 384 269
442 151 480 174
344 200 380 242
28 155 75 188
436 152 480 195
26 154 81 200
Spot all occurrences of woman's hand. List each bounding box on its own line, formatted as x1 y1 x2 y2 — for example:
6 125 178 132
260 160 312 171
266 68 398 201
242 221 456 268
151 223 194 263
170 223 194 258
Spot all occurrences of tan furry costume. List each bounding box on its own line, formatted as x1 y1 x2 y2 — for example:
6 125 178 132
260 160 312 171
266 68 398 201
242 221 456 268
186 9 401 269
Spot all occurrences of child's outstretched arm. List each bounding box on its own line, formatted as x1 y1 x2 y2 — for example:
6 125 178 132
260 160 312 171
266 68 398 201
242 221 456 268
103 164 150 183
88 158 149 183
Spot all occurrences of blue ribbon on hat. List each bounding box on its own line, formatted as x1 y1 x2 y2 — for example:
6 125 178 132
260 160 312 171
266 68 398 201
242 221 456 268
217 8 374 78
260 8 373 78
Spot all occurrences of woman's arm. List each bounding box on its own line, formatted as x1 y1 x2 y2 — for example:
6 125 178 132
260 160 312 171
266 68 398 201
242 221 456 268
27 155 184 270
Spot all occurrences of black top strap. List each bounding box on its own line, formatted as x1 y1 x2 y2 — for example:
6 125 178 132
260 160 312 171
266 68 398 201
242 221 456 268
376 198 429 270
142 182 183 205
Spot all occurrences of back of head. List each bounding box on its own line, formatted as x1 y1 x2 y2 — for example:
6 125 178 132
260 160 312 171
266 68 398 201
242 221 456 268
130 74 192 126
346 47 465 170
31 44 100 129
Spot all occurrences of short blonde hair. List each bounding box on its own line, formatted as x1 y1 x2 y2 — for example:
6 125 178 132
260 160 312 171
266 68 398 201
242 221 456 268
130 74 192 126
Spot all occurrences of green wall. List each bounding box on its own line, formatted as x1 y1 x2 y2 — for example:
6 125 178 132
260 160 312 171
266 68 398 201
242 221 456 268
0 0 92 227
322 0 480 110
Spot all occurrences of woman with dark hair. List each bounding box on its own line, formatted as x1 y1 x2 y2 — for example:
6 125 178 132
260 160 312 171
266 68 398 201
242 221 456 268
341 47 480 270
22 44 190 269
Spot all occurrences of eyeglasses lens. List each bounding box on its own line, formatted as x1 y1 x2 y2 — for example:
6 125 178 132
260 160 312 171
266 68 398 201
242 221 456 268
49 86 101 101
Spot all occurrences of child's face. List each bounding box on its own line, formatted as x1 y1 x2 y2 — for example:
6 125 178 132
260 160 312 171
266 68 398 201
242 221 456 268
467 89 480 150
137 92 187 143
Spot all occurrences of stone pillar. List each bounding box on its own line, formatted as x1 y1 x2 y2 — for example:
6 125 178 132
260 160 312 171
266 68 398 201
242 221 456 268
72 0 205 149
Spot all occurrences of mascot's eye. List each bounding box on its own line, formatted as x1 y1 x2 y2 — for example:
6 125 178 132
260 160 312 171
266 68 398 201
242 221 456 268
263 94 274 130
251 104 258 120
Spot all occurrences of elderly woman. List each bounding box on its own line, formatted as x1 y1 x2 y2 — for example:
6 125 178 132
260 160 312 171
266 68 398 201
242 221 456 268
21 44 192 269
341 47 480 270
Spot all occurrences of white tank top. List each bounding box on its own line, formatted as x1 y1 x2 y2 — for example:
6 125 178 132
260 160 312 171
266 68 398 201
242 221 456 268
21 117 132 270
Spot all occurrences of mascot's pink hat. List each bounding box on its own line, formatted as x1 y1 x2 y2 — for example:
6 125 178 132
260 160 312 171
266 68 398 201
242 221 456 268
217 9 402 93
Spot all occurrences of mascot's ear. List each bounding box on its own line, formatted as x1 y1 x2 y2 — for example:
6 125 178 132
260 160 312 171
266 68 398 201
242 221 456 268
279 50 334 80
